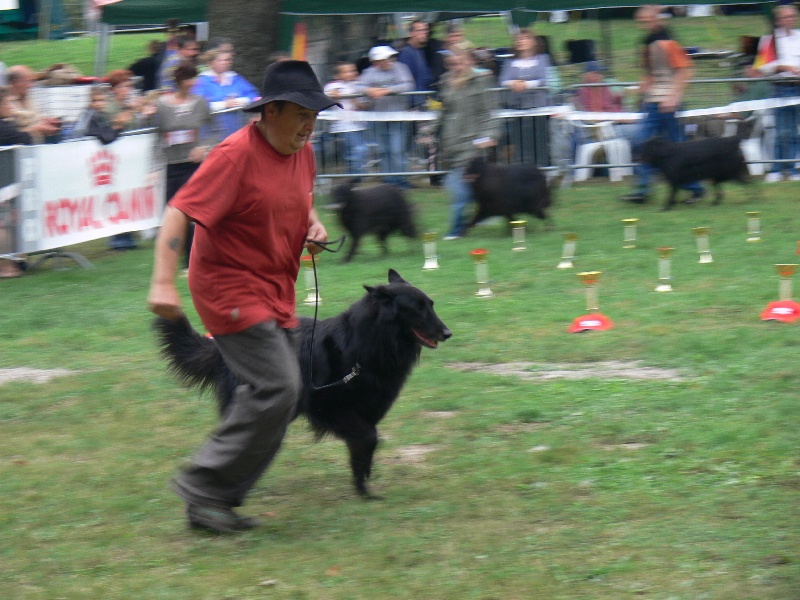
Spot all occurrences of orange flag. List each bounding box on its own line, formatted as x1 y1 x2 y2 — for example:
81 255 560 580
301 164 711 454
291 22 307 61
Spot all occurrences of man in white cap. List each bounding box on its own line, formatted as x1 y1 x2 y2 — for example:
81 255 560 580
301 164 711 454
148 60 340 533
360 45 414 186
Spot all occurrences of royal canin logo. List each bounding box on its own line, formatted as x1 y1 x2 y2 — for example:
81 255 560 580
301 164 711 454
88 149 116 186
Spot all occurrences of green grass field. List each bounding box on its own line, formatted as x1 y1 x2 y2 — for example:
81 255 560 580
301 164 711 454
1 12 798 599
2 177 799 598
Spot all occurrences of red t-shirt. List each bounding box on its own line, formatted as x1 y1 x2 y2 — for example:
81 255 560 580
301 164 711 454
170 123 315 335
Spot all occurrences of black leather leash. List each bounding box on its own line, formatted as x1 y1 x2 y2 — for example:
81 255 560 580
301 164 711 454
305 236 361 391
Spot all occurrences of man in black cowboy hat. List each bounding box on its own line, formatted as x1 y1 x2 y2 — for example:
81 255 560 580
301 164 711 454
148 60 341 533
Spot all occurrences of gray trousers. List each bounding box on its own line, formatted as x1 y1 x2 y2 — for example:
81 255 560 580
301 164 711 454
173 321 302 508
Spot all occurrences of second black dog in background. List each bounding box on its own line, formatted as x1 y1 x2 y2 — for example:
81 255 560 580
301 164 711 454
640 136 751 211
331 180 418 262
464 157 553 233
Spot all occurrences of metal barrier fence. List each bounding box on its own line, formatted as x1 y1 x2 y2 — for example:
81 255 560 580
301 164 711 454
22 76 800 184
314 77 799 181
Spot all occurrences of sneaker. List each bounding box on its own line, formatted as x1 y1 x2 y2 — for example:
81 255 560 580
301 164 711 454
620 192 648 204
442 234 462 241
186 503 261 533
764 172 783 183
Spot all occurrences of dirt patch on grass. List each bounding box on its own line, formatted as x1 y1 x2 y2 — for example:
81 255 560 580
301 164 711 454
384 445 439 465
447 361 686 382
0 368 78 386
421 411 458 419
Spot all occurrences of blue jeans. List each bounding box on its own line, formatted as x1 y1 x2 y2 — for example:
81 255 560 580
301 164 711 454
772 85 800 176
445 167 473 237
632 102 703 196
341 130 367 176
374 121 407 186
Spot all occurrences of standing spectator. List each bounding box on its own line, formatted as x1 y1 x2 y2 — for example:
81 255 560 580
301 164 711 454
620 5 704 204
104 69 153 251
438 45 501 240
0 85 31 279
499 28 552 109
105 69 147 133
752 4 800 182
537 35 563 101
157 35 201 92
146 60 337 534
359 45 414 186
7 65 61 144
71 86 119 145
207 36 234 55
498 28 553 164
425 21 448 93
0 86 32 146
192 48 259 141
154 62 214 268
398 20 439 181
397 20 434 108
129 40 165 93
323 62 368 177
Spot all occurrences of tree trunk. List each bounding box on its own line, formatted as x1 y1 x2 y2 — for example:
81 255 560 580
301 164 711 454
206 0 282 86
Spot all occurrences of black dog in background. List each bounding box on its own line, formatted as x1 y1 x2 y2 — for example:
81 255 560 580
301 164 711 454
154 270 451 498
640 136 750 211
464 157 553 232
331 180 418 262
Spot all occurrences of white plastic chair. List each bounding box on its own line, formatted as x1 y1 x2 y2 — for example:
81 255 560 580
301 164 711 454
573 120 633 182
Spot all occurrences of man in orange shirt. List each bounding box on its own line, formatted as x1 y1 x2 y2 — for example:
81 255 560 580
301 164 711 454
621 4 704 204
147 61 340 533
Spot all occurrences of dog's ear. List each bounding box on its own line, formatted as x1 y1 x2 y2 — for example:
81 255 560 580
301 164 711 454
364 284 392 301
388 269 409 285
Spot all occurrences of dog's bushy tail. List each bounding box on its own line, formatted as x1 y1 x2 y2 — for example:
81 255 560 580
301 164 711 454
153 316 231 405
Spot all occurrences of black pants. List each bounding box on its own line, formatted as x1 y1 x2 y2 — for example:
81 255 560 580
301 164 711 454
167 162 200 268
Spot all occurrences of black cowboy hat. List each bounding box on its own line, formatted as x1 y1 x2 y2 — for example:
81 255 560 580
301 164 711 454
243 60 341 113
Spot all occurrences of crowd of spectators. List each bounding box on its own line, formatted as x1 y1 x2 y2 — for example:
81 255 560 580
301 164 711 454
6 7 800 271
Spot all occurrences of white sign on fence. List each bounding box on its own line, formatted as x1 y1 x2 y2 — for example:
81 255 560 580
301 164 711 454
17 134 165 254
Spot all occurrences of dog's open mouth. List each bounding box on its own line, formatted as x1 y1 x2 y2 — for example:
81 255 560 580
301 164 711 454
412 329 439 349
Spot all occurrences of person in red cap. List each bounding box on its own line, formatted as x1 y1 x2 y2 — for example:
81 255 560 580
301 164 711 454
147 60 341 533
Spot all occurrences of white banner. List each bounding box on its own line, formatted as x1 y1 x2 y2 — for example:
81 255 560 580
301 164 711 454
17 134 165 254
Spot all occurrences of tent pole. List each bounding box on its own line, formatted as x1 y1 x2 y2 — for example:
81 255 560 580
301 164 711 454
599 9 613 74
94 22 112 77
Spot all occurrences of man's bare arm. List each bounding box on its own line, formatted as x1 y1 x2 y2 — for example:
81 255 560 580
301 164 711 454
147 206 190 320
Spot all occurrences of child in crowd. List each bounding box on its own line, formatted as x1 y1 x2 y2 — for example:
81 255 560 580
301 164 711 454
323 62 368 177
71 86 119 145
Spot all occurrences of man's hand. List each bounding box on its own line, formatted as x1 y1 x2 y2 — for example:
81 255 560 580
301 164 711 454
147 281 184 320
366 87 391 99
304 216 328 255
